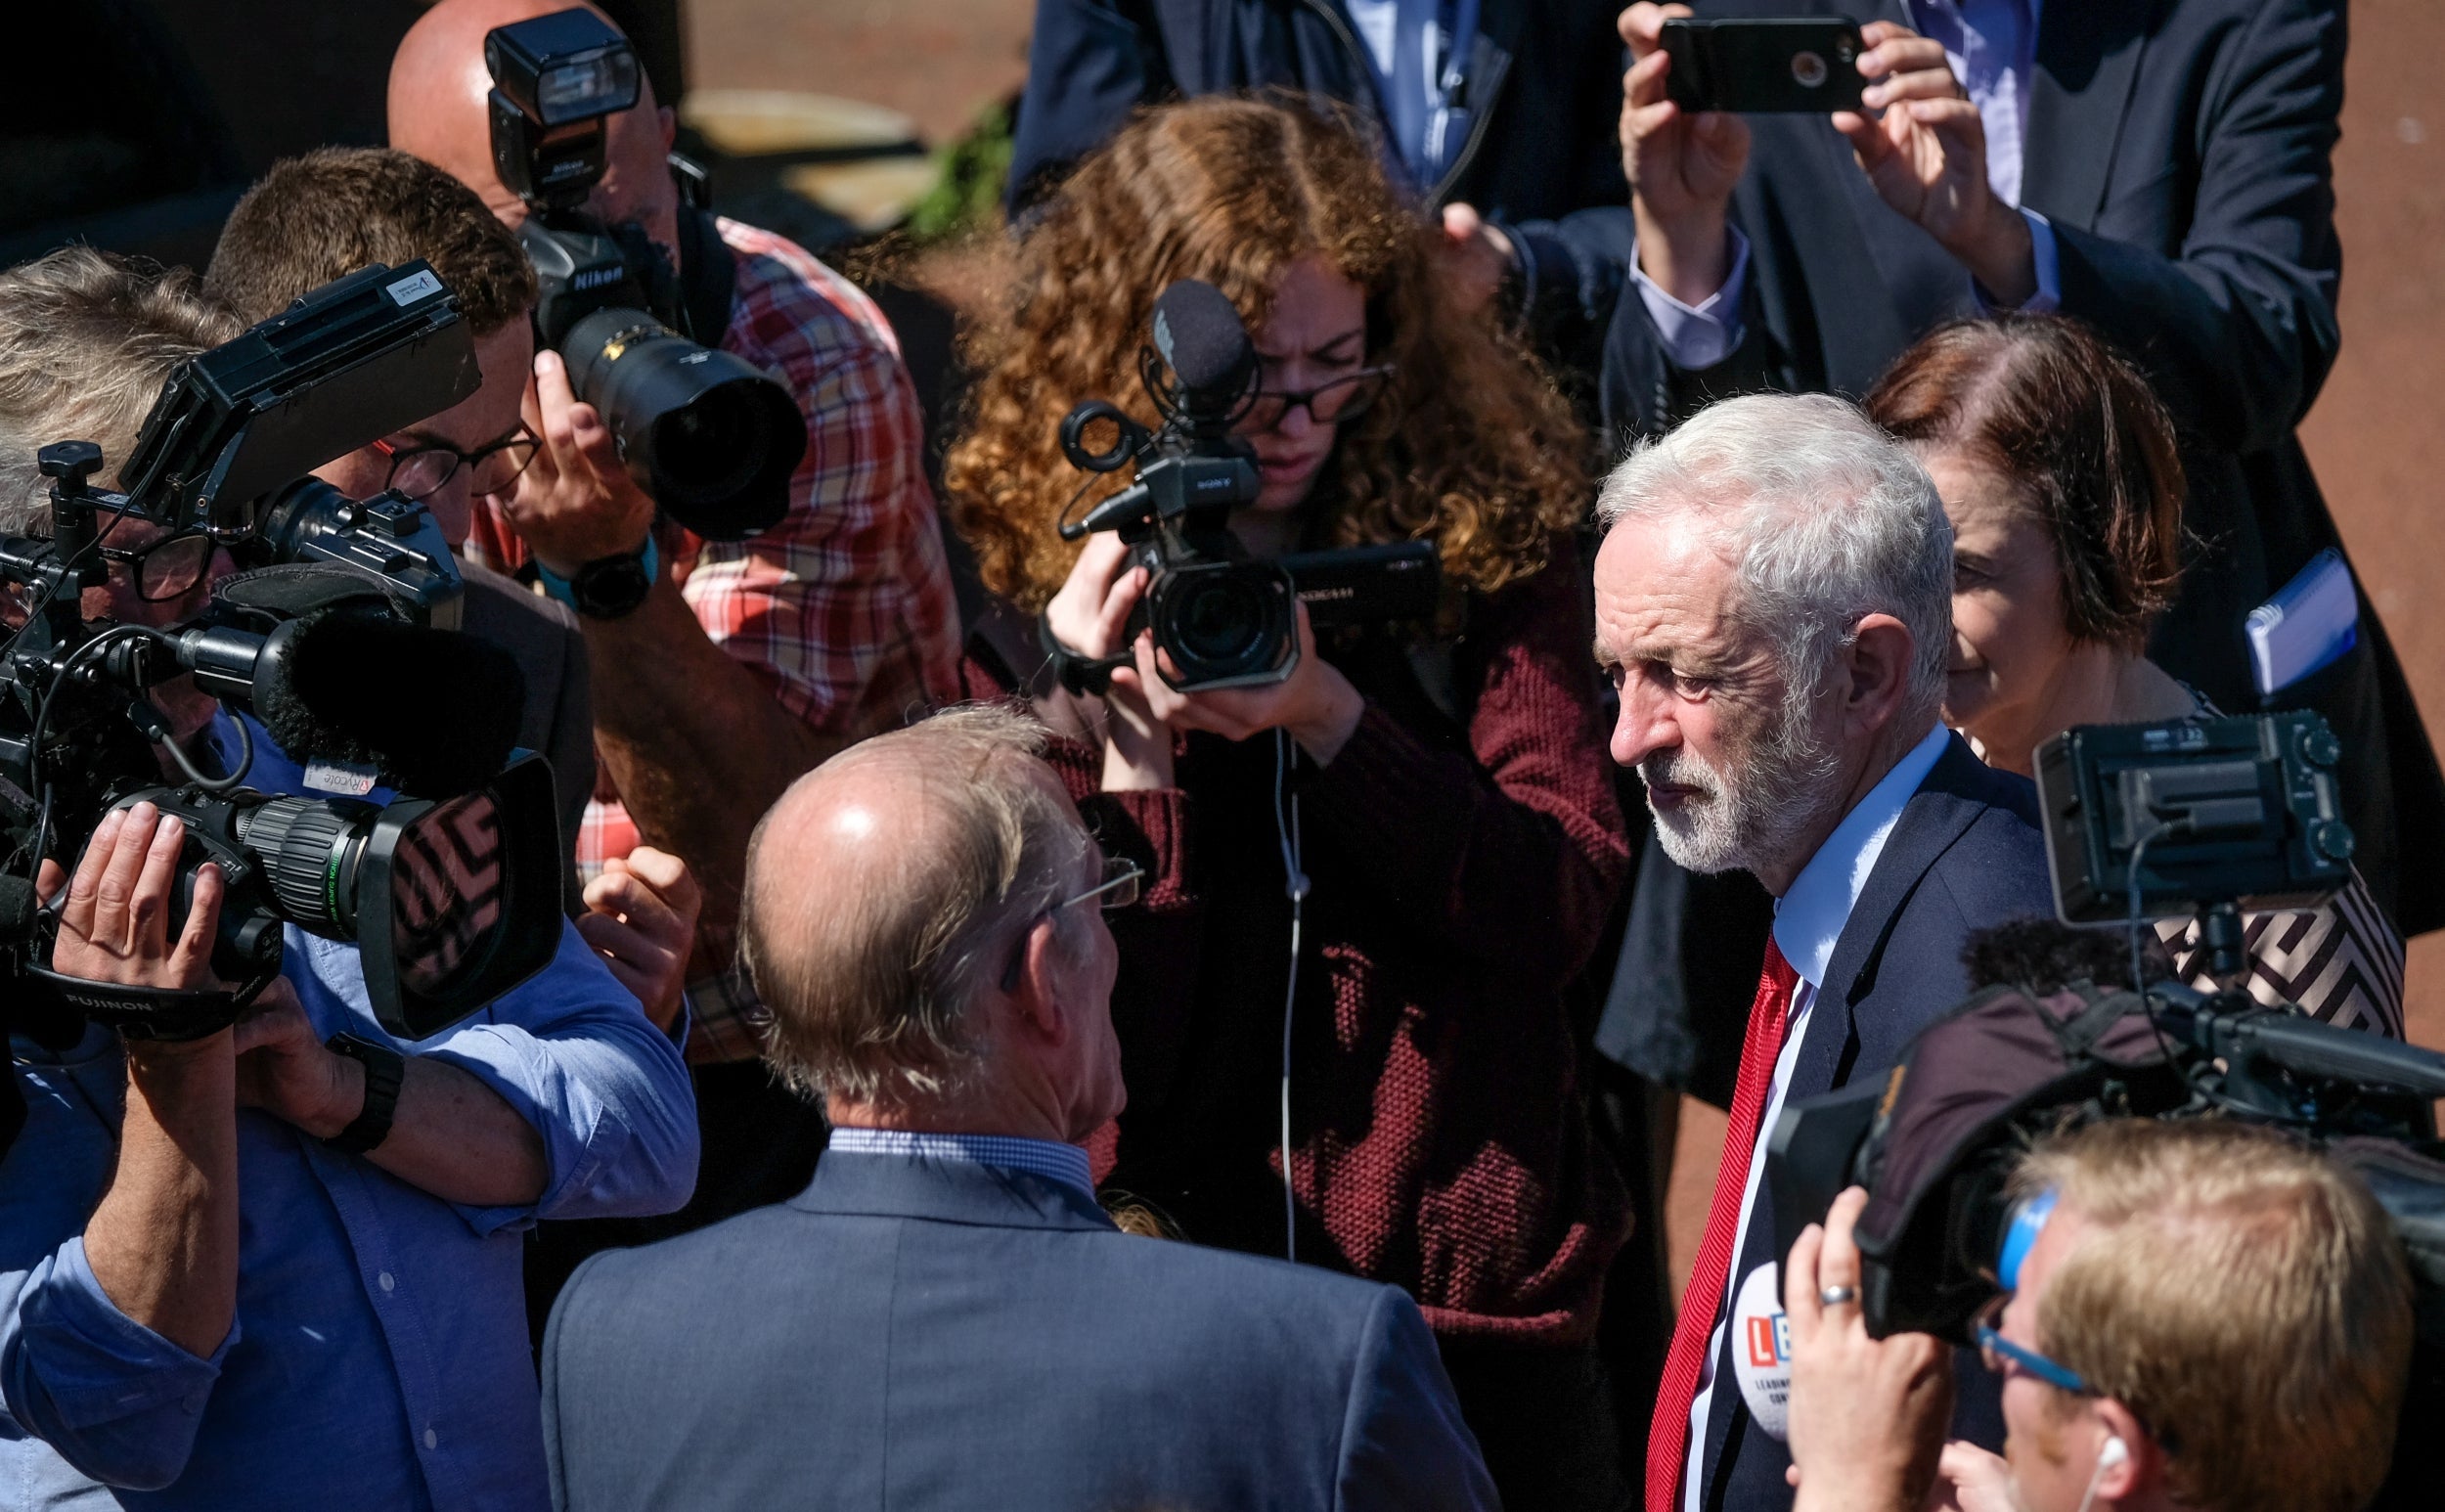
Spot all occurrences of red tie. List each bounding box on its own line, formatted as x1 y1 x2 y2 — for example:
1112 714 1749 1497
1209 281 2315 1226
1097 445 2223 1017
1644 936 1801 1512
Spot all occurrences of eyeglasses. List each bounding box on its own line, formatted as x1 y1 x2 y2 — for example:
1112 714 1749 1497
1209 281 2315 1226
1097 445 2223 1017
999 855 1144 990
371 428 541 502
1243 365 1395 431
1974 1293 2091 1395
97 531 216 603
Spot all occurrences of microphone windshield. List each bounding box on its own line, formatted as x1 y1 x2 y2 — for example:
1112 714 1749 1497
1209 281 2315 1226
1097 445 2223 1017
253 610 525 797
1151 280 1256 415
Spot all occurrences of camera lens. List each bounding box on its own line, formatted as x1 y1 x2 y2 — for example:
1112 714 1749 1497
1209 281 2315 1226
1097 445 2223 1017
561 307 808 541
1172 573 1272 670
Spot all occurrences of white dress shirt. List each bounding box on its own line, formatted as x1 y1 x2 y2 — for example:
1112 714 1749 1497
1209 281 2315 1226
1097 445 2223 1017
1681 721 1952 1511
1637 0 2059 370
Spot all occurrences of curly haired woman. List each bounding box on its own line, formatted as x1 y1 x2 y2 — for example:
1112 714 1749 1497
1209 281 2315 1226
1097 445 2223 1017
945 97 1634 1506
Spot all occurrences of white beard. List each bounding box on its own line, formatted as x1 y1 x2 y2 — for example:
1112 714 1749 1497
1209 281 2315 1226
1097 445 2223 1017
1640 697 1846 879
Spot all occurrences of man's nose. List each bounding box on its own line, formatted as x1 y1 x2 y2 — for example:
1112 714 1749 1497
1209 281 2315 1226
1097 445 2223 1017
1610 679 1676 770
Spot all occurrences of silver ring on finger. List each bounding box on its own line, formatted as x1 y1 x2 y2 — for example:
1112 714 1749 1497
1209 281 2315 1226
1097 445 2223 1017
1819 1284 1858 1308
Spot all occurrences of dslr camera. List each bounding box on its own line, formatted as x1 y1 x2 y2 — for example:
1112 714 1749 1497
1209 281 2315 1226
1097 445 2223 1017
1048 279 1439 693
0 261 564 1097
486 6 806 540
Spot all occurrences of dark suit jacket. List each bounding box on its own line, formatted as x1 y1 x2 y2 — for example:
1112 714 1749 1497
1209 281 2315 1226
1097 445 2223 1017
541 1149 1499 1512
1696 734 2054 1512
460 560 594 912
1005 0 1627 224
1534 0 2445 935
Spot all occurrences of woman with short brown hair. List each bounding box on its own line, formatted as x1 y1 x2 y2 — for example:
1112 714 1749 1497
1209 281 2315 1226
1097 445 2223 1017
946 95 1632 1506
1867 314 2402 1033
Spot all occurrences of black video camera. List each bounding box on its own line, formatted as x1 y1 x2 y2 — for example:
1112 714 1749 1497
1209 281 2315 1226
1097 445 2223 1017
1762 711 2445 1505
0 264 564 1077
1049 279 1439 693
486 6 806 540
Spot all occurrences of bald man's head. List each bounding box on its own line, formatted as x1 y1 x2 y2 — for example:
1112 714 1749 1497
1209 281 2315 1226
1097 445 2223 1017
388 0 681 253
739 706 1099 1109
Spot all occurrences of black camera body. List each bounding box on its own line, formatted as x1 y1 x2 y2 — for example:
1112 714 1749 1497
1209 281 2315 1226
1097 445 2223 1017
485 7 806 541
1052 280 1438 693
0 266 565 1069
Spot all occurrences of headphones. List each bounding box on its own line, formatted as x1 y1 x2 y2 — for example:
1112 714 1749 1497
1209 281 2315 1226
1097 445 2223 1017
2075 1435 2131 1512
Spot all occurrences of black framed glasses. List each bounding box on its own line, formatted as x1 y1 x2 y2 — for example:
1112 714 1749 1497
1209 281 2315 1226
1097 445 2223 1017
1244 365 1395 431
97 531 217 603
999 856 1145 990
372 428 541 502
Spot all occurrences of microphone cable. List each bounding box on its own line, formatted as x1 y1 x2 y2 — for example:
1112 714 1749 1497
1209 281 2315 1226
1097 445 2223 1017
1273 728 1311 1262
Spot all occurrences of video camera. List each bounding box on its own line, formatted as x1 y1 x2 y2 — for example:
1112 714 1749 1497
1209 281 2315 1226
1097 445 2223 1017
485 6 806 540
1047 279 1440 693
1764 710 2445 1504
0 262 564 1084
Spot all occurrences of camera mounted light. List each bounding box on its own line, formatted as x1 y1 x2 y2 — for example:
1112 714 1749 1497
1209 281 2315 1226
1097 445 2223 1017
487 8 642 211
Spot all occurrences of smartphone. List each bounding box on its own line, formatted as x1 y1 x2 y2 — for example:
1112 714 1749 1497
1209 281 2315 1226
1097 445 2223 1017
1660 18 1867 113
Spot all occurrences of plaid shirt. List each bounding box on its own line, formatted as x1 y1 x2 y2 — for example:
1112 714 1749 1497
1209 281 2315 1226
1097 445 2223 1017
470 217 959 1060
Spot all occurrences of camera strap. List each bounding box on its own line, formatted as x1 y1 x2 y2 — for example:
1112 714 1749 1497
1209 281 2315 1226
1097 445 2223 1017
1038 614 1133 697
22 966 264 1043
674 204 739 348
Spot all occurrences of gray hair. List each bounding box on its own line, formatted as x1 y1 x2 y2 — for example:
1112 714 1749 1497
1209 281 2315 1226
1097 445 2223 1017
0 248 241 533
1597 392 1952 732
739 702 1097 1108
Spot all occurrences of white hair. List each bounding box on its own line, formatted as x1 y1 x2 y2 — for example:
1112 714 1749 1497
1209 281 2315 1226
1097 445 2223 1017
1596 392 1953 733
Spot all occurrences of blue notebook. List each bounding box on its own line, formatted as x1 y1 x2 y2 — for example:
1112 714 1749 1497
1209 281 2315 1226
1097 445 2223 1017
2245 549 2358 697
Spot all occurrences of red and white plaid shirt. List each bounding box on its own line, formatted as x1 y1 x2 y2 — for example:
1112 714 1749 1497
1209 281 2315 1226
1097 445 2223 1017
470 217 959 1058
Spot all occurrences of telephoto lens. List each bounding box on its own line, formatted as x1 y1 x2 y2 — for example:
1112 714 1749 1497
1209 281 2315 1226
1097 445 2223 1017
561 307 806 539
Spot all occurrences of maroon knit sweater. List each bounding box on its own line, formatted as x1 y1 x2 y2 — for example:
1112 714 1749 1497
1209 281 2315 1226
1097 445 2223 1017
961 540 1632 1345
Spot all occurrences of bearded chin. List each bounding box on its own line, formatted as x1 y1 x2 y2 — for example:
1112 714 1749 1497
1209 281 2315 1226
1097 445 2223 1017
1644 701 1846 879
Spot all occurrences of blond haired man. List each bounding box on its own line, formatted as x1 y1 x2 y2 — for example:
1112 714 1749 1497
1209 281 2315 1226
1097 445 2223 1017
1782 1119 2415 1512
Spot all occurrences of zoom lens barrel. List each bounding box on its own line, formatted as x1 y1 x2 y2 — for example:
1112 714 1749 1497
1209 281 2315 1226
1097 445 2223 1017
561 307 807 540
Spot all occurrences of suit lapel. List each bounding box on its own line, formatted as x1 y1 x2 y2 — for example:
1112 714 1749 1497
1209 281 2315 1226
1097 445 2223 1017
1787 735 1988 1102
2020 0 2161 230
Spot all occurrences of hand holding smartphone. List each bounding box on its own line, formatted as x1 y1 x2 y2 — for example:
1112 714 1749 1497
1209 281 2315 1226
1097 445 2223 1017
1660 18 1867 113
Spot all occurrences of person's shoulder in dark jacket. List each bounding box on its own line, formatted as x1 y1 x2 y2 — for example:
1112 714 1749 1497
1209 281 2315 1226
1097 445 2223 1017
540 1183 1496 1512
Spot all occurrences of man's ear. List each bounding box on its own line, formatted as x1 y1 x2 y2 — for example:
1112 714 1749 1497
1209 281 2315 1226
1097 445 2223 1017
2091 1401 2150 1502
1003 917 1073 1049
657 105 677 153
1844 612 1917 732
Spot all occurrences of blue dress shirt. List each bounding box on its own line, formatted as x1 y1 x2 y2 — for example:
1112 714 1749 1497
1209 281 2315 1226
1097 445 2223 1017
0 712 699 1510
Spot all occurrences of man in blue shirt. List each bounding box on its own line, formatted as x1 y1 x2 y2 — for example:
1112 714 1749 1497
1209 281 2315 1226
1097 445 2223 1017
0 248 700 1510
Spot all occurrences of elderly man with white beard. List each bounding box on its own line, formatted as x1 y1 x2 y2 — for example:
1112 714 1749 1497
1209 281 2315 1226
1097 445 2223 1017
1590 392 2055 1512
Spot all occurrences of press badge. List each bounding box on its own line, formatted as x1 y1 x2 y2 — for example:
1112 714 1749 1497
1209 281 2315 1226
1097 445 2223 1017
1731 1262 1793 1440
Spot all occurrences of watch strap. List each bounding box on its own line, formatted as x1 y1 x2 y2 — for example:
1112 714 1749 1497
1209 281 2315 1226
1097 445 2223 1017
537 534 659 619
324 1033 406 1154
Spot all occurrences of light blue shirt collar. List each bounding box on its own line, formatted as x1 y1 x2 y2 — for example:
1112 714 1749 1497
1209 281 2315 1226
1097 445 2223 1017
825 1127 1096 1201
1771 722 1953 987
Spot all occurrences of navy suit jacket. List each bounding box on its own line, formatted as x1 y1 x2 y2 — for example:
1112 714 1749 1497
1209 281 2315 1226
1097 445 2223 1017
1528 0 2445 935
1698 734 2055 1512
541 1148 1498 1512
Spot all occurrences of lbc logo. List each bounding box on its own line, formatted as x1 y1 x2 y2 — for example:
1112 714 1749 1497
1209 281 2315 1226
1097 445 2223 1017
1745 1310 1792 1368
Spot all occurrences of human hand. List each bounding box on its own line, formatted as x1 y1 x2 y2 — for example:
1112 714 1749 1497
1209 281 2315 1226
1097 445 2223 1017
37 801 224 993
499 349 662 577
231 979 362 1139
1925 1442 2015 1512
1783 1186 1954 1512
579 847 703 1033
1619 3 1751 303
1830 22 2033 302
1436 203 1516 318
1050 534 1176 791
1112 602 1365 765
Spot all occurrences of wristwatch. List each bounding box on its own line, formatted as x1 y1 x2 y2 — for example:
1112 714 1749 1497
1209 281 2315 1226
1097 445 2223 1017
537 534 660 620
324 1033 406 1155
